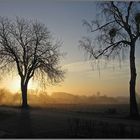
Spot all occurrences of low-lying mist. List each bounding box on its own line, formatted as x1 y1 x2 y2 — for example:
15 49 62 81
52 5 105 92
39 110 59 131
0 88 132 107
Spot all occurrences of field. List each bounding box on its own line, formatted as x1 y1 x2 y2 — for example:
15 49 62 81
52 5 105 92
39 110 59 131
0 104 140 138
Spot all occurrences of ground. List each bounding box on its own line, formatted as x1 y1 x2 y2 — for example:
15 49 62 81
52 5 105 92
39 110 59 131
0 104 140 138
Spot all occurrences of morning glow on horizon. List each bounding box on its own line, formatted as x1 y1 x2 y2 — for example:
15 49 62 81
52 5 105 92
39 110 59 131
0 1 139 97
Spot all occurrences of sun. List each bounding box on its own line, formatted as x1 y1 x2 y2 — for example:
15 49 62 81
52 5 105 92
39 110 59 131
5 76 38 93
10 77 20 93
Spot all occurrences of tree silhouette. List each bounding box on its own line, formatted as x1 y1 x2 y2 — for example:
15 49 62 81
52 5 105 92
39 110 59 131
79 2 140 118
0 17 64 108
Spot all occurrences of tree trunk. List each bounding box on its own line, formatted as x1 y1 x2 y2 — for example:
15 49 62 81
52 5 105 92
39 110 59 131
21 80 29 109
129 44 139 118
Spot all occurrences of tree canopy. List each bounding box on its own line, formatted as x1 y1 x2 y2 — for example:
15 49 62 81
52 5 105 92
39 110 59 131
80 2 140 61
0 17 64 85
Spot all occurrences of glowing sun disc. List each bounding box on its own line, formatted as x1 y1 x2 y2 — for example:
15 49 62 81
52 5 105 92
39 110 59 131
6 77 37 93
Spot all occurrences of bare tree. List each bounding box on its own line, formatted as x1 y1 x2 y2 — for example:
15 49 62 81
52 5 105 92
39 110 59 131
0 17 64 108
79 2 140 118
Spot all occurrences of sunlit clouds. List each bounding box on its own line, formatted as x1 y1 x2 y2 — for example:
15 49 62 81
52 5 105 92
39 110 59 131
54 58 140 97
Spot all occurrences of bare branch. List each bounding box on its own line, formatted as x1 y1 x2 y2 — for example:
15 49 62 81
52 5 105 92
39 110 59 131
126 2 133 24
83 19 115 32
0 17 64 89
80 1 140 63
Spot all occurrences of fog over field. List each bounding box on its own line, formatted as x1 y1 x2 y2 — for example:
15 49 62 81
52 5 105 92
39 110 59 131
0 88 134 106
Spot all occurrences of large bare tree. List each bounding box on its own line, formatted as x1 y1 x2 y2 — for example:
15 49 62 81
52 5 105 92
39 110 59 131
79 1 140 118
0 17 64 108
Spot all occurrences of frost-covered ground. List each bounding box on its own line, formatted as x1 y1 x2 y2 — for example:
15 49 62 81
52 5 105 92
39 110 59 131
0 104 140 138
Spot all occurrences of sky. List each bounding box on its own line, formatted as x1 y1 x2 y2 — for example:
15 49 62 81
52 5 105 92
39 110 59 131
0 0 140 97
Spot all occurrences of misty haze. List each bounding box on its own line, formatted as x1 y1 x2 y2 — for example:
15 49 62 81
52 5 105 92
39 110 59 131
0 0 140 138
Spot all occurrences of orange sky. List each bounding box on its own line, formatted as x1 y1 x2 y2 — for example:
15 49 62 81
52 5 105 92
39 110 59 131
1 59 139 97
